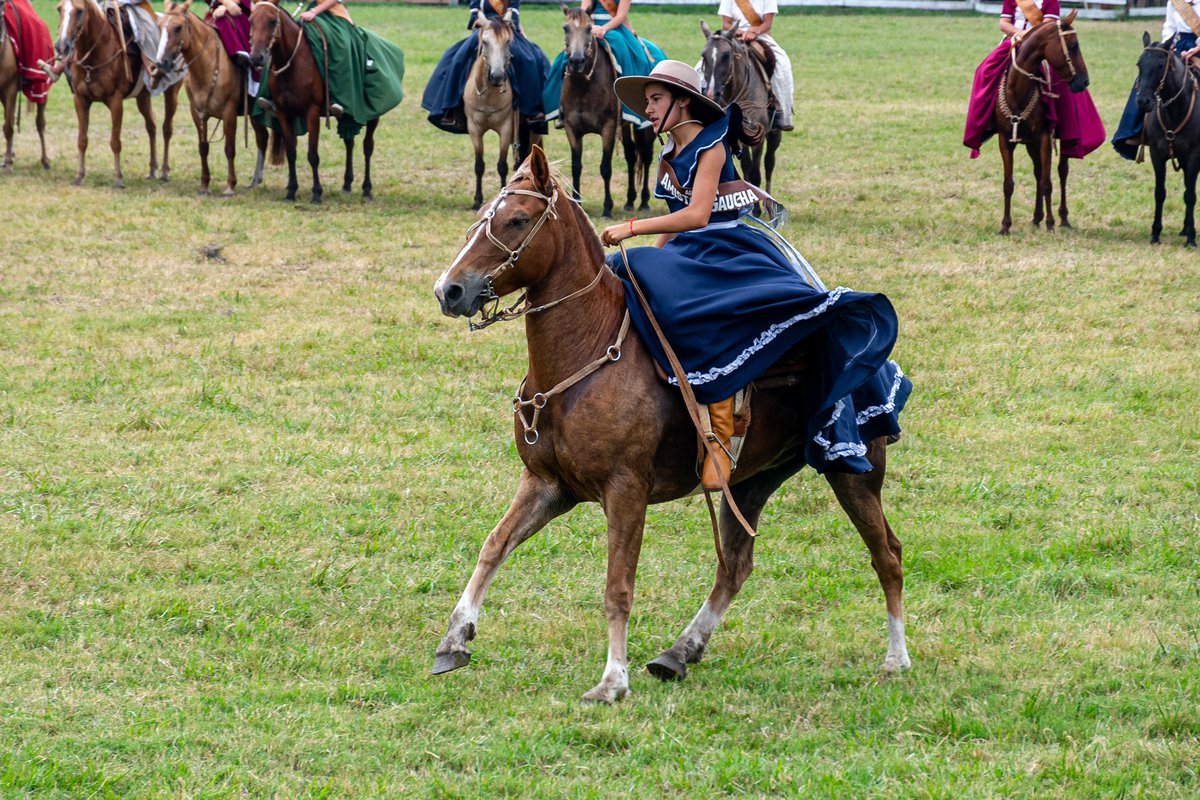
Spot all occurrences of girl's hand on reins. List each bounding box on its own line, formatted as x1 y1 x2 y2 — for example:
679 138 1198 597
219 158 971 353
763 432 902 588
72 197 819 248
600 223 633 246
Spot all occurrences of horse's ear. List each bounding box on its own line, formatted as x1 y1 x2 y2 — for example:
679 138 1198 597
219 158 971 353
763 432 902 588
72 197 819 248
181 0 193 11
1062 8 1077 25
163 0 173 10
1143 31 1152 48
700 19 712 39
503 8 512 22
561 2 569 14
526 145 552 193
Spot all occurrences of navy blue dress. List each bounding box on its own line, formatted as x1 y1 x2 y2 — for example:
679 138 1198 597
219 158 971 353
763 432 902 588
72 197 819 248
1112 33 1196 160
609 112 912 475
422 0 550 134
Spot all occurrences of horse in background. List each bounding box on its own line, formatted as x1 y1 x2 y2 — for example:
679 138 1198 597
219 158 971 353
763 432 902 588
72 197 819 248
1 0 51 170
559 6 652 218
699 22 781 195
464 14 534 210
248 0 378 202
1135 32 1200 247
431 146 910 704
156 0 267 196
55 0 180 187
991 12 1089 234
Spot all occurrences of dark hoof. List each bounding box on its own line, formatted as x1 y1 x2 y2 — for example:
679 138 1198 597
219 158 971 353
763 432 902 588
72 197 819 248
623 203 634 212
1187 240 1197 249
1151 237 1161 245
646 652 687 682
998 228 1010 236
342 186 352 194
432 650 471 675
1060 220 1072 230
362 193 374 203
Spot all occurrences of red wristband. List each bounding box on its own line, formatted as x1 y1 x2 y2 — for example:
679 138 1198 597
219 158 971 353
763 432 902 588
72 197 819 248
627 218 636 237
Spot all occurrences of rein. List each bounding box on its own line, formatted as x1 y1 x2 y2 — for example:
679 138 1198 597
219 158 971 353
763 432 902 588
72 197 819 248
706 36 771 130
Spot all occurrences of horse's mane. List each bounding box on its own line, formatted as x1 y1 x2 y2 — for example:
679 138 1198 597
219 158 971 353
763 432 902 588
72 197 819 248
511 160 607 265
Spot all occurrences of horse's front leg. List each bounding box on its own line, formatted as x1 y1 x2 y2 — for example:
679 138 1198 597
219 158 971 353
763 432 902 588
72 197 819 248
582 478 650 704
221 108 238 196
1026 140 1044 226
72 95 91 186
599 121 615 218
1038 133 1055 230
341 134 354 193
306 107 322 203
108 96 126 189
160 83 179 182
649 467 792 682
764 130 781 196
1151 152 1166 244
1182 158 1198 247
638 127 653 210
469 124 485 210
497 114 513 191
192 103 211 195
134 90 157 181
1057 151 1071 229
826 437 910 674
998 132 1014 234
2 88 15 170
250 118 268 189
433 470 575 675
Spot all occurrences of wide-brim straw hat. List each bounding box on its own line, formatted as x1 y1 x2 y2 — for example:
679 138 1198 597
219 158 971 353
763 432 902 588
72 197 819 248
614 60 726 126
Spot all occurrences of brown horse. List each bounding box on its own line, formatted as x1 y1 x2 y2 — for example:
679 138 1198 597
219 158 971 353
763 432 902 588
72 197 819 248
431 146 910 703
559 5 652 217
699 22 781 195
464 15 519 210
248 0 377 202
992 11 1090 234
1 0 50 170
55 0 179 187
156 0 267 196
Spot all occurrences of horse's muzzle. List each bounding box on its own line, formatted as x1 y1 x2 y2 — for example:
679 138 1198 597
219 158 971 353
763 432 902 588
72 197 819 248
1136 93 1155 115
566 56 586 74
55 40 71 59
249 50 268 69
1069 74 1089 93
435 272 491 318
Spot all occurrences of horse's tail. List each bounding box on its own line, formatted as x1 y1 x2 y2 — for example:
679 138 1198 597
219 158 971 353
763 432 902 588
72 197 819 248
268 129 285 166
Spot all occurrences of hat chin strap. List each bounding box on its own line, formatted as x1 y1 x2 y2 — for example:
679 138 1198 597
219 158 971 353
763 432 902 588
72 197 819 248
654 96 679 144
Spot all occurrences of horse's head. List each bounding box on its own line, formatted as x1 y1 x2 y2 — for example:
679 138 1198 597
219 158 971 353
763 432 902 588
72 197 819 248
248 0 287 70
55 0 93 60
1136 32 1181 114
562 6 594 75
480 16 514 87
1023 10 1089 93
435 145 568 320
698 21 743 106
156 0 195 75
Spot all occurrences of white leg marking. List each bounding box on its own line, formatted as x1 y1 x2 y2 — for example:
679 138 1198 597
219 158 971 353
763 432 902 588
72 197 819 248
679 600 723 654
882 613 911 673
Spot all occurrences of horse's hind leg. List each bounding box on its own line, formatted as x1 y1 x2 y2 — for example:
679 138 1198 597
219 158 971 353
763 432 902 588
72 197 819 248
305 107 322 204
1037 135 1055 230
1182 159 1198 247
108 97 126 189
135 90 157 182
620 122 636 212
825 436 910 674
193 105 211 195
342 135 354 193
37 102 49 169
647 465 797 682
433 469 576 675
221 109 238 197
2 90 14 170
361 118 377 200
1057 152 1071 229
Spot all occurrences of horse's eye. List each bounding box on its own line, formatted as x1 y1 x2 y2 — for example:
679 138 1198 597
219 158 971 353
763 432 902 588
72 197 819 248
174 25 182 33
563 24 569 31
508 215 530 228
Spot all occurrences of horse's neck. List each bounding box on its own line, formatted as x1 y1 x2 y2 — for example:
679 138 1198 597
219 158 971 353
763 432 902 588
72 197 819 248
83 1 112 47
523 200 626 388
184 16 214 70
1008 41 1045 102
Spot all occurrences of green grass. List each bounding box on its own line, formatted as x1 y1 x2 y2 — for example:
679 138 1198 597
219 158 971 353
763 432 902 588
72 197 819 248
1 3 1198 797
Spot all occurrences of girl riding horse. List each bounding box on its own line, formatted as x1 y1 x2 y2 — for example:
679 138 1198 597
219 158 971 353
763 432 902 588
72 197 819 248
544 0 666 127
963 0 1104 161
601 60 910 488
423 0 550 136
1112 0 1200 159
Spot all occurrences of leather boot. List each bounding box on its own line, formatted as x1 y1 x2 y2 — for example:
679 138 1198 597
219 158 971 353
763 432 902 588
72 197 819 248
701 397 735 491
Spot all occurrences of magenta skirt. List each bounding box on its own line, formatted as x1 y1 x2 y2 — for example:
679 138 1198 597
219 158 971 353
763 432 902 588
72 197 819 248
964 40 1105 159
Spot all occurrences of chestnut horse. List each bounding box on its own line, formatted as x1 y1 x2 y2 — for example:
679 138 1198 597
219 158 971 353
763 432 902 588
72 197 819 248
1 0 50 170
699 21 781 195
55 0 179 187
559 6 652 217
992 12 1090 234
1135 33 1200 247
464 15 519 210
156 0 267 196
248 0 377 202
432 146 910 703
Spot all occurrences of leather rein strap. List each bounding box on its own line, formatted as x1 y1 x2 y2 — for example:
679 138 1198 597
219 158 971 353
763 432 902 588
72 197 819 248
617 241 757 580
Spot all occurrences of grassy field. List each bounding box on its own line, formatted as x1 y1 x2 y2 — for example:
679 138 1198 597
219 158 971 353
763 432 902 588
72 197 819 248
1 3 1198 797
